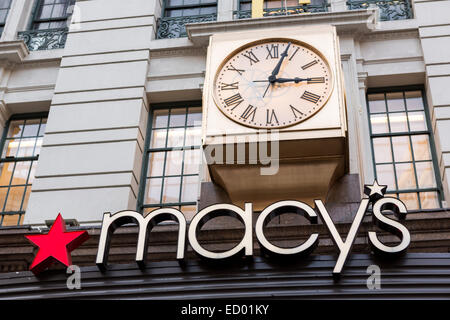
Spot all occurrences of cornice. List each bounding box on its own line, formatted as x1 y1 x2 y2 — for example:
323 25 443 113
0 41 29 65
186 9 378 45
358 30 420 41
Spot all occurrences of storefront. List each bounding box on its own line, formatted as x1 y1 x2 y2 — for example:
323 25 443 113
0 0 449 301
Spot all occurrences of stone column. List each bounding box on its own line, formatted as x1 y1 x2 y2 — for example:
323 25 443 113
24 0 158 225
217 0 235 21
330 0 348 12
415 0 450 205
340 36 375 191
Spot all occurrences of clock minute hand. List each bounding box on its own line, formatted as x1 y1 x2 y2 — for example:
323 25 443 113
274 77 312 83
268 42 292 83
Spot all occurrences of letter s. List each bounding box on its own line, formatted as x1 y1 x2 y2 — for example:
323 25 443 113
368 197 410 256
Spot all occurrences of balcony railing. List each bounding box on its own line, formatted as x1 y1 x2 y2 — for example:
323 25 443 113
156 13 217 39
347 0 412 20
234 3 329 19
18 28 68 51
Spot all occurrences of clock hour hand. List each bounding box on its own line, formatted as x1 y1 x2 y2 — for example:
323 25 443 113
273 77 312 83
268 42 291 83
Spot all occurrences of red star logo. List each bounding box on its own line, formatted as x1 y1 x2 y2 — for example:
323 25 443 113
25 213 89 275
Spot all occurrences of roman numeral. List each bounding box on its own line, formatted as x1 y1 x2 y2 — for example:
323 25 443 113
242 50 260 65
266 109 279 125
290 105 306 118
308 77 325 84
227 64 245 75
224 93 244 110
301 91 321 104
289 47 300 61
302 60 318 70
240 105 257 121
220 82 239 90
266 44 279 59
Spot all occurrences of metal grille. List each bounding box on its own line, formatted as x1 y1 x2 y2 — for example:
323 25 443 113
366 87 442 210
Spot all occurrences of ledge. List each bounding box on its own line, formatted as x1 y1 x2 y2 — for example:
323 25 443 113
186 9 378 45
0 40 29 64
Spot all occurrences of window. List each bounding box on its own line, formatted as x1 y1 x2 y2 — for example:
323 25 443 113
240 0 307 10
0 0 12 36
237 0 327 17
139 104 202 220
0 114 47 227
163 0 217 17
367 87 442 210
31 0 75 30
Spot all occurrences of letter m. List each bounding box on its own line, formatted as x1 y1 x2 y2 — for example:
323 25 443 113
96 209 187 271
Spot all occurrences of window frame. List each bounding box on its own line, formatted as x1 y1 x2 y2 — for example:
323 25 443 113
0 0 12 36
162 0 217 18
0 112 48 227
366 85 443 210
30 0 75 30
137 101 203 214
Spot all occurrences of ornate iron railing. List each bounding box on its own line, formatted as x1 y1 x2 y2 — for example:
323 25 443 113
234 3 329 19
18 28 68 51
347 0 412 20
156 13 217 39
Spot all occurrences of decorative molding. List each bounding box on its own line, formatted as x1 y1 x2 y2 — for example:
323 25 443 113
357 29 419 41
150 47 207 58
186 9 378 45
0 41 29 64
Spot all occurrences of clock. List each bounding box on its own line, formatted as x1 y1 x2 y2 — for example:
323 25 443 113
212 38 334 129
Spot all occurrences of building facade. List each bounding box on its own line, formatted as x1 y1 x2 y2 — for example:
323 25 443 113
0 0 449 299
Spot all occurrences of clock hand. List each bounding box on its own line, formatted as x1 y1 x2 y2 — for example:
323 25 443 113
262 83 271 98
273 77 312 83
268 42 291 83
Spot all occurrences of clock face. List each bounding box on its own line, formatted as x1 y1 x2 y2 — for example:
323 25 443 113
213 38 333 129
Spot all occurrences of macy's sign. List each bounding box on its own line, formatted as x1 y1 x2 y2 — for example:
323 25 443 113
96 181 411 278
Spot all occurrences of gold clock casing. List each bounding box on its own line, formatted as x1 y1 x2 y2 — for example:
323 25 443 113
202 25 349 210
212 38 335 129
